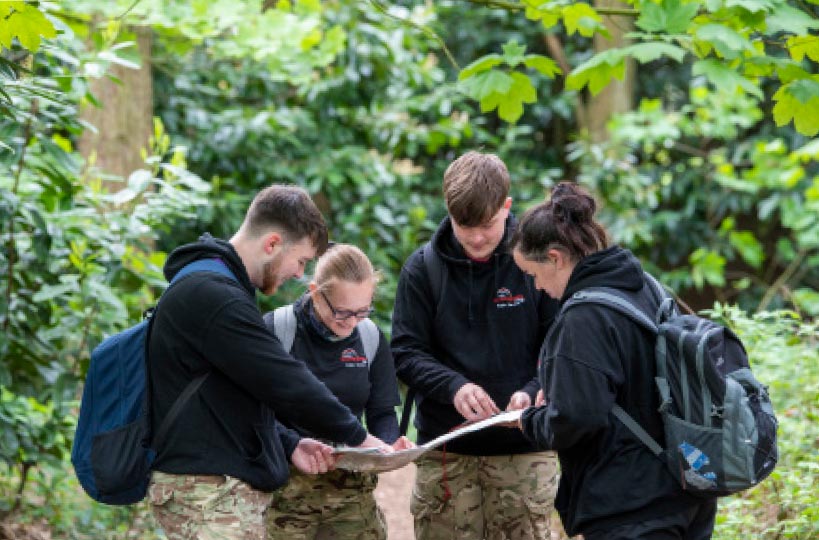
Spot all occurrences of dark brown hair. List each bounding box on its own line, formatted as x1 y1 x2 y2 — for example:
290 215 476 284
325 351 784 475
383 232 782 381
509 182 608 262
243 185 329 254
443 151 510 227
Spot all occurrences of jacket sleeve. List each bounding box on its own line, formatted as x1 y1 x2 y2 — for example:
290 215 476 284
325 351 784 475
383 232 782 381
364 332 401 443
519 289 558 399
520 309 623 450
276 421 301 459
201 291 367 447
390 253 470 403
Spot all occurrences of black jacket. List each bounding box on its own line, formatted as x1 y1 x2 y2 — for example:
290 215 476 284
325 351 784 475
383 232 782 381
277 296 401 443
391 216 558 455
520 246 700 535
148 234 366 491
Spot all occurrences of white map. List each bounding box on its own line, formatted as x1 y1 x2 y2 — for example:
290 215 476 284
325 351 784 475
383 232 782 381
332 409 524 473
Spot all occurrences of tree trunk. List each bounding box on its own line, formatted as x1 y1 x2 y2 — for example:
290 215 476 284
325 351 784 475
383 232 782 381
587 0 635 142
78 27 153 182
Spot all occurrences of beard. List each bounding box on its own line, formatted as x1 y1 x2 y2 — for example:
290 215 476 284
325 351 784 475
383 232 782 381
259 257 282 295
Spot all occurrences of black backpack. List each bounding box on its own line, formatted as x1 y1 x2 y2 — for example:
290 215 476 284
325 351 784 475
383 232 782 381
399 243 444 436
558 273 778 497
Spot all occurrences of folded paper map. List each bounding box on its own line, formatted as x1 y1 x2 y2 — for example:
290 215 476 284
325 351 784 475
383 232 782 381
332 409 524 473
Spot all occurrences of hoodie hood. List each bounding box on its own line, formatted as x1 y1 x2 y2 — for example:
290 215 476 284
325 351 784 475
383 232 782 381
164 233 255 296
429 215 519 324
562 245 645 303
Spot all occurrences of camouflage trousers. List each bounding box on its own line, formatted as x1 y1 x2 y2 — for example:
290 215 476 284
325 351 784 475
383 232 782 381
412 450 560 540
266 466 386 540
148 471 274 540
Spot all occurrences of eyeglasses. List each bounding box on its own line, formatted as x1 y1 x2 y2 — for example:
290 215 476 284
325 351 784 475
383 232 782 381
320 291 374 321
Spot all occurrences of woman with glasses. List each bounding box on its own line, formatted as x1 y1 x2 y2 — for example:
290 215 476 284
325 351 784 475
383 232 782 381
264 243 412 540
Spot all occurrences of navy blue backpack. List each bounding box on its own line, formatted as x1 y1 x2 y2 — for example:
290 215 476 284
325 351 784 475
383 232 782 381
71 259 237 505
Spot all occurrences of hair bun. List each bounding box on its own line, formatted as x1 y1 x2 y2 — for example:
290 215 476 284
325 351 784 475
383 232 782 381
550 182 596 223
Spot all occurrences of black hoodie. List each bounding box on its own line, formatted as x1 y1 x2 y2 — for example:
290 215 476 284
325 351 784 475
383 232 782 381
148 234 366 492
391 216 558 455
520 246 701 535
276 296 401 443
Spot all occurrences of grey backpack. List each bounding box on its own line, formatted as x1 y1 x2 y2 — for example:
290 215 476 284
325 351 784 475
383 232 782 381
559 273 778 497
263 305 380 367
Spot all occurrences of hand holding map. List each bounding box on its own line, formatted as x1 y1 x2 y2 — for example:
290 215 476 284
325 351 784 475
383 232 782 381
332 409 524 473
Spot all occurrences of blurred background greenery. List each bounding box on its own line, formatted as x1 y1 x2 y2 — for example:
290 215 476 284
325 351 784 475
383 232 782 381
1 1 817 538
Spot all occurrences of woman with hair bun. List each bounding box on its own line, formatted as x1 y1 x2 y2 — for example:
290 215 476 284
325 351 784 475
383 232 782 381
264 243 413 540
509 182 716 540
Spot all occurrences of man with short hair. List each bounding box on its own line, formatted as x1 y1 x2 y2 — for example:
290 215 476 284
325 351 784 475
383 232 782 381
147 185 386 540
391 152 562 539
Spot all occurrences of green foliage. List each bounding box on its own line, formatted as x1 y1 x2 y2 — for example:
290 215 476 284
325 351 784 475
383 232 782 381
0 1 57 52
567 43 687 95
63 0 345 84
708 306 819 539
636 0 699 34
773 77 819 136
0 0 208 530
570 83 819 312
523 0 608 37
458 0 819 135
459 40 560 122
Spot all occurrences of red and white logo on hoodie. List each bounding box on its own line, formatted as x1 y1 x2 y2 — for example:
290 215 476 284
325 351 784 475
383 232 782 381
493 287 525 308
340 348 367 367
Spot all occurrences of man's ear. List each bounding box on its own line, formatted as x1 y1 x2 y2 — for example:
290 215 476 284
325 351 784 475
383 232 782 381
503 197 512 210
263 231 283 255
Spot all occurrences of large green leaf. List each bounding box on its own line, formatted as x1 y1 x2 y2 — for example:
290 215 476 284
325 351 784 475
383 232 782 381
0 1 57 52
621 42 687 64
461 70 514 101
459 54 504 81
524 55 562 78
772 78 819 136
692 59 763 99
566 49 626 95
636 0 699 34
694 24 757 60
765 4 819 35
474 71 537 123
788 35 819 62
502 41 527 68
723 0 777 13
562 2 605 37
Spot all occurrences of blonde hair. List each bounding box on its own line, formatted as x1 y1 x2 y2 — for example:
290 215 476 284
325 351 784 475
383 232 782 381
313 244 382 293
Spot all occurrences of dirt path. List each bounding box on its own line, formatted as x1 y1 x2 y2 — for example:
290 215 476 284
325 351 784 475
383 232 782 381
374 464 416 540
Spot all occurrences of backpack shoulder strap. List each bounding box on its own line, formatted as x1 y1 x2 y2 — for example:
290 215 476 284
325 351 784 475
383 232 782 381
611 404 664 456
266 305 297 353
150 259 238 450
564 284 669 458
356 318 380 368
562 288 658 334
152 372 208 451
400 243 443 438
170 258 237 286
422 242 445 309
